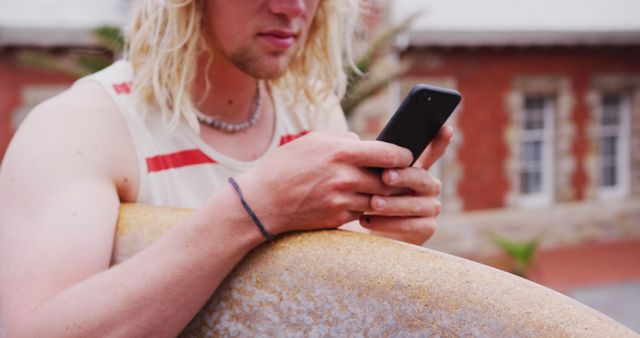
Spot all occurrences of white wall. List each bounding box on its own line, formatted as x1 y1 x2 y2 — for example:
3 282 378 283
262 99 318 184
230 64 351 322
0 0 129 29
391 0 640 31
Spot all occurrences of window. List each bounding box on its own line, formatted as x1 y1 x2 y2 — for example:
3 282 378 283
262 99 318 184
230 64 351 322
520 95 554 206
598 93 630 198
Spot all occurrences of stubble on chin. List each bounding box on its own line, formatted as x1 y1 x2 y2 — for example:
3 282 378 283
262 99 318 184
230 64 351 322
229 49 291 80
229 35 305 80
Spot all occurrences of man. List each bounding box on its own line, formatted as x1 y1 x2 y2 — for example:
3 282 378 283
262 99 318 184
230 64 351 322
0 0 452 336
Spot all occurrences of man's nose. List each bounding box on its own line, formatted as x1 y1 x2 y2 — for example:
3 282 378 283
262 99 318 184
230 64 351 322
268 0 307 18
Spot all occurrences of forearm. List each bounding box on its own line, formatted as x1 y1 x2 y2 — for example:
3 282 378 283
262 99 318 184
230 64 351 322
8 188 264 338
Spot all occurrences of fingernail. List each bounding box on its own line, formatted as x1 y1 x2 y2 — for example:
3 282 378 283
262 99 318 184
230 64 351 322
388 170 399 183
374 197 387 210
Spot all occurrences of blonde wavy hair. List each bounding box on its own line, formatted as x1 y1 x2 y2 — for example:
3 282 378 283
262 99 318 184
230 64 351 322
125 0 361 132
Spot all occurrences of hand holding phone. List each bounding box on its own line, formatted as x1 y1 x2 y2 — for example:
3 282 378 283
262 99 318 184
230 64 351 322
373 84 461 171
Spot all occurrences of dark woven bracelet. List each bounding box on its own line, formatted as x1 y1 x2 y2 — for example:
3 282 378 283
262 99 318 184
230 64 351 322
228 177 276 241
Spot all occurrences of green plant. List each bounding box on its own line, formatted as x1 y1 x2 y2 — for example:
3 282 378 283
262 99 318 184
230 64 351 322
492 236 539 278
94 26 126 52
18 25 123 78
340 13 420 117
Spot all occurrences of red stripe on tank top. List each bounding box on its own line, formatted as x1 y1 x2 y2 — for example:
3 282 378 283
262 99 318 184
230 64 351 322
146 149 217 173
112 81 132 95
279 130 310 146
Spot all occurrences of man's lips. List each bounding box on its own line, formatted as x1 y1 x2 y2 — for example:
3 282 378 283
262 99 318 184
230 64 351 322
257 30 297 50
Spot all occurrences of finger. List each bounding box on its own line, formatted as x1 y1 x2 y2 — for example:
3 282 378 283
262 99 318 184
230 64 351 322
351 167 405 196
347 132 360 140
415 124 454 170
336 139 413 169
359 215 437 238
345 211 364 224
346 193 374 212
369 195 442 217
323 211 363 229
333 131 360 140
382 167 441 196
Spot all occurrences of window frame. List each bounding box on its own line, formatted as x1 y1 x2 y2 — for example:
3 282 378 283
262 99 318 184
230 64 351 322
519 94 555 207
597 92 631 199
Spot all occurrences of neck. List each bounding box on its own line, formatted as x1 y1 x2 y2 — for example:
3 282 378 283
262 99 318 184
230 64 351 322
193 53 260 123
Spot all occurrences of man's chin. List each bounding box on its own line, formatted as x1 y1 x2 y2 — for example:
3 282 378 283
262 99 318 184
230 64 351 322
245 63 290 80
231 52 294 80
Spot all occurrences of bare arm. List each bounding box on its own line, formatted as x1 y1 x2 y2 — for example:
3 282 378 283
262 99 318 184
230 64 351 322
0 84 415 337
0 84 269 337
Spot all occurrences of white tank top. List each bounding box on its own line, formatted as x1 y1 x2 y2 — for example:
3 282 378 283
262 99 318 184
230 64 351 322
75 60 343 208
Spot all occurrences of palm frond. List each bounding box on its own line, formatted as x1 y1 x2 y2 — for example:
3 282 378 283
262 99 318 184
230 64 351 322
342 13 420 116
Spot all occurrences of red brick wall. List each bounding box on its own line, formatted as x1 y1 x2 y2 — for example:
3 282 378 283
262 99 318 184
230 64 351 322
403 46 640 211
0 53 75 159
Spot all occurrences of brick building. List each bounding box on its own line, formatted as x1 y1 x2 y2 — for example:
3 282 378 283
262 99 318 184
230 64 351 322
401 43 640 257
351 0 640 258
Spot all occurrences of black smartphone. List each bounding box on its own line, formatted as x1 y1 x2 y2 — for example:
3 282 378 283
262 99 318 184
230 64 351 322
374 84 461 170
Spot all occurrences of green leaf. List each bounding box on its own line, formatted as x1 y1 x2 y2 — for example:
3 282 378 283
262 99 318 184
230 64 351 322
76 55 113 73
342 12 421 115
342 64 410 117
94 26 125 53
16 26 123 79
17 51 87 78
492 236 539 278
352 12 420 76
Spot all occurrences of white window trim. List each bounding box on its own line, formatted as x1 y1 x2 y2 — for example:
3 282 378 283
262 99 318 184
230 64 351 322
519 95 555 208
598 93 631 199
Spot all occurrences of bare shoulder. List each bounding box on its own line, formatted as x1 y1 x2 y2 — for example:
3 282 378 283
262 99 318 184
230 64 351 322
24 80 128 145
4 79 138 200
